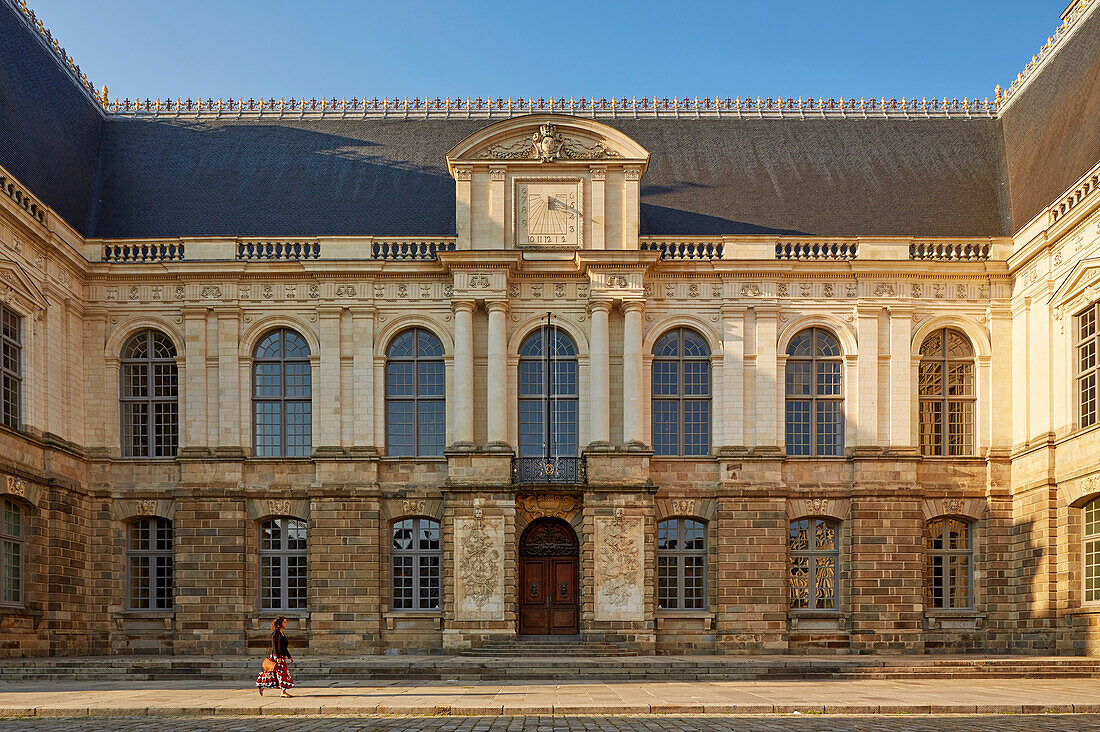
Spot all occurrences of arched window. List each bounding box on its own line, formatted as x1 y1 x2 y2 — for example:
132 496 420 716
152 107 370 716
919 329 975 456
1086 498 1100 604
390 517 440 610
652 328 711 456
656 517 706 610
785 327 843 456
1078 303 1099 428
789 517 839 610
259 517 307 611
926 517 973 609
518 327 578 458
127 517 173 610
120 330 179 458
253 329 311 457
385 328 445 457
1 498 23 606
1 304 22 430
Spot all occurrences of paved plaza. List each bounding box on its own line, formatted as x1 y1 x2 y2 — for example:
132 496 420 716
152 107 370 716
4 715 1100 731
1 677 1099 718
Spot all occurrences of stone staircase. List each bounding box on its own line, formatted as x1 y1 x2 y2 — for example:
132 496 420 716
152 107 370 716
1 655 1098 682
458 637 638 657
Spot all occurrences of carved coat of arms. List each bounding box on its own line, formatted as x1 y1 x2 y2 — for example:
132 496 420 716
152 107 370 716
532 123 563 162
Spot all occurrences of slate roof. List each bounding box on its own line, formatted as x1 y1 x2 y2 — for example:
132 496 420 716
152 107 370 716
1 1 1098 241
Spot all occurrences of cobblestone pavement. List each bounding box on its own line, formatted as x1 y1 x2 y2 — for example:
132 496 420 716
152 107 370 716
3 717 1100 731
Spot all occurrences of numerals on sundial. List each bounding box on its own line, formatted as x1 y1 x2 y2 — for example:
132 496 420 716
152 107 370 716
517 183 581 247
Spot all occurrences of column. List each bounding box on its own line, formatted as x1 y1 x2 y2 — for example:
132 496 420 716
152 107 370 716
455 168 472 249
989 304 1013 451
589 167 606 250
888 307 913 451
754 307 778 450
216 309 241 452
856 308 880 448
180 308 207 451
720 306 745 448
316 306 342 451
486 300 509 448
352 308 375 450
489 168 506 249
452 300 475 447
588 300 612 446
622 300 645 445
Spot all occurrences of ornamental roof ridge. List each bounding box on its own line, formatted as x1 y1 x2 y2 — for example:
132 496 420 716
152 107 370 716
998 0 1096 111
99 95 1000 120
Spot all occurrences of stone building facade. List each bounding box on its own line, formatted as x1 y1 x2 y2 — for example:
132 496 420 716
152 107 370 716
0 0 1099 657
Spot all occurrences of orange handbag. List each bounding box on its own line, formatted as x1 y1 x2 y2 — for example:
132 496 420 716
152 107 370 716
262 657 277 673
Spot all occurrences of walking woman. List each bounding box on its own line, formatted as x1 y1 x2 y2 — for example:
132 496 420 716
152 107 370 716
256 616 294 697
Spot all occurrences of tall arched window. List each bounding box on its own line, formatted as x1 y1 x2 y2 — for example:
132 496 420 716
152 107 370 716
259 517 307 611
1086 498 1100 604
789 517 839 610
1 498 23 606
785 327 844 456
926 517 973 609
390 517 441 610
652 328 711 456
127 517 173 610
1078 303 1099 428
518 327 578 459
253 329 311 457
1 304 22 430
385 328 445 457
919 329 975 456
656 517 706 610
120 330 179 458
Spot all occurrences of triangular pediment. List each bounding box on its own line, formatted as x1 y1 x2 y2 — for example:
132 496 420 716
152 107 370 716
447 115 649 177
1050 257 1100 308
0 255 49 314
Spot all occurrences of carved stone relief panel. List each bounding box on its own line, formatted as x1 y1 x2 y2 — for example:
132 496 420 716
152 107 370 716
594 509 644 621
516 493 581 524
454 510 505 621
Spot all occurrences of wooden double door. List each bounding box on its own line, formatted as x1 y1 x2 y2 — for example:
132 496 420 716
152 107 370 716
518 518 579 635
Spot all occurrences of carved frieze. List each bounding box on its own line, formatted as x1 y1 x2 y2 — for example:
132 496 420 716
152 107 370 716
477 124 624 162
517 493 581 523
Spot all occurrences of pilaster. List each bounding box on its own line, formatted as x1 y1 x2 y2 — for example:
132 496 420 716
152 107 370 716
588 299 612 447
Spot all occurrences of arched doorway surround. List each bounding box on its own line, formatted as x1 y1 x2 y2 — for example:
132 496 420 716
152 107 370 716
518 517 580 635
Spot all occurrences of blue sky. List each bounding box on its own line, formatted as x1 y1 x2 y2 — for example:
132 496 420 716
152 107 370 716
25 0 1067 102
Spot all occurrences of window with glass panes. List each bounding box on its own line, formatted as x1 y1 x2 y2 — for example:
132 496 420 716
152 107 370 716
390 518 441 610
656 518 706 610
785 328 843 456
789 517 839 610
926 518 973 609
518 327 578 458
120 330 179 457
259 517 307 611
253 329 312 457
1079 303 1099 429
1 304 21 430
1086 498 1100 604
919 329 975 456
652 328 712 456
385 329 445 457
127 517 173 610
1 498 22 605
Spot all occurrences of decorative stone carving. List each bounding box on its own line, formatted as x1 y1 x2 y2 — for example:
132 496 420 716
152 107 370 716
261 284 274 299
911 283 922 298
269 499 291 516
956 284 967 299
595 508 643 621
285 285 297 300
397 284 408 298
308 284 320 299
665 283 675 298
688 284 699 298
624 169 641 181
137 499 157 516
711 284 721 298
823 283 834 297
455 168 472 181
508 284 520 297
106 286 118 301
808 498 829 514
469 275 490 289
402 499 426 516
477 124 623 162
671 499 695 515
336 284 357 297
846 283 857 298
606 275 628 288
5 475 26 497
128 286 140 300
944 498 964 515
777 283 789 297
454 509 504 620
201 285 222 299
873 282 895 297
978 284 989 299
517 493 580 522
489 168 506 182
740 283 761 297
174 285 185 300
554 283 566 298
800 283 811 298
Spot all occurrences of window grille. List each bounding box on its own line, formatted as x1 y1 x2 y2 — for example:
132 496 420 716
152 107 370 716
926 517 973 609
0 304 21 430
518 327 578 458
785 328 844 456
390 517 441 611
789 517 839 610
652 328 712 456
656 517 706 610
385 329 445 457
0 498 22 605
1086 498 1100 604
259 517 307 611
127 517 173 610
919 329 975 456
120 330 179 457
1079 303 1099 429
253 329 312 457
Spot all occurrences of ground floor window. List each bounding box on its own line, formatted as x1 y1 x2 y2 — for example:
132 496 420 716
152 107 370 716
259 517 307 611
1087 498 1100 604
926 517 973 609
127 517 173 610
1 498 22 605
789 517 839 610
656 518 706 610
391 517 440 610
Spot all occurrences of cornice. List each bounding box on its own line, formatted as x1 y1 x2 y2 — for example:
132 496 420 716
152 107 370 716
998 0 1096 112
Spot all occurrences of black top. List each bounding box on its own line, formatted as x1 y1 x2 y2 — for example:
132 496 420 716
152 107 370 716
270 630 290 659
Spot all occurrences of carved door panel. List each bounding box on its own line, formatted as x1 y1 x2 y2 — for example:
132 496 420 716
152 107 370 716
520 558 550 634
548 557 578 634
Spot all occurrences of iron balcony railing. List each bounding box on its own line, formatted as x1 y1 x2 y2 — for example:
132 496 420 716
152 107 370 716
512 457 587 485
